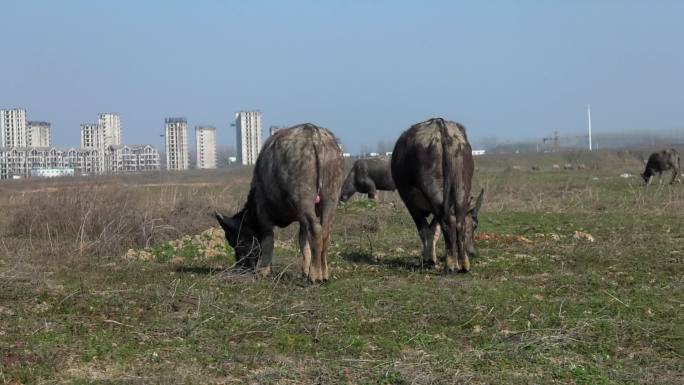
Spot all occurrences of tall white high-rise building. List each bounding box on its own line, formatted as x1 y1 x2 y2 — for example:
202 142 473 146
27 121 51 147
98 113 122 147
165 118 189 170
1 108 27 148
235 110 262 165
80 123 102 148
195 125 217 169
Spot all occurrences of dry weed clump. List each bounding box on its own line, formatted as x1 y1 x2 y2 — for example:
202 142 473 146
123 227 232 265
5 185 219 258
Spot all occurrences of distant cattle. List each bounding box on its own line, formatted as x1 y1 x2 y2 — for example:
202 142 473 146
552 164 560 170
641 149 681 185
391 118 483 273
215 123 344 283
563 163 574 170
340 158 395 202
531 166 540 171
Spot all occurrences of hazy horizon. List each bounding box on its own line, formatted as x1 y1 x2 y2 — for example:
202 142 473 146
2 1 683 153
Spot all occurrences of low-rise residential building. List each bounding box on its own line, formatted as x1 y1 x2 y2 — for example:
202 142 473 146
106 144 160 174
0 145 159 179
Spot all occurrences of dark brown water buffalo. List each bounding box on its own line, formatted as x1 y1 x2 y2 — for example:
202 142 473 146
339 157 395 202
641 149 681 185
391 118 483 273
215 123 344 283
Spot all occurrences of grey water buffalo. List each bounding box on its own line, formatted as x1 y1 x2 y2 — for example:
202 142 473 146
339 158 395 202
641 149 681 185
391 118 483 273
215 123 344 283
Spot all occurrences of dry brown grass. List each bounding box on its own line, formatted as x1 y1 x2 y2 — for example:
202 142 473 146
0 168 253 265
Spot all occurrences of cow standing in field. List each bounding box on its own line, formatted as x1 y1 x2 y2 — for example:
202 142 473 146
391 118 483 273
641 149 681 185
339 158 395 202
215 123 344 283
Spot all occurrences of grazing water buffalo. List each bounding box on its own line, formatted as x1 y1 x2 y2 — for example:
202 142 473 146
642 149 681 185
391 118 483 273
215 123 344 283
339 158 395 202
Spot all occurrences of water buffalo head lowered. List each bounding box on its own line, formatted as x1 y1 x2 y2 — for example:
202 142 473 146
215 209 260 269
339 170 357 203
464 188 484 258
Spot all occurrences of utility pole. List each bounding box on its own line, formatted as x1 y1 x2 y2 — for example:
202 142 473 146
587 104 592 151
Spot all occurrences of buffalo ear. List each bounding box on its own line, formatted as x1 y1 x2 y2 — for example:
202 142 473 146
469 189 484 218
215 211 237 234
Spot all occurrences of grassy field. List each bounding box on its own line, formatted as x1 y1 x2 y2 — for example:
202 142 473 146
1 150 683 384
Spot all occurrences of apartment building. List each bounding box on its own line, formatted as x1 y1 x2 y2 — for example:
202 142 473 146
165 118 189 170
80 123 102 148
195 125 217 169
0 108 27 148
235 110 262 165
98 113 122 147
27 121 51 147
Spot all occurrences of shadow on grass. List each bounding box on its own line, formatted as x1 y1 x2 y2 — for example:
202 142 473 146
341 250 430 272
175 266 220 274
175 265 317 286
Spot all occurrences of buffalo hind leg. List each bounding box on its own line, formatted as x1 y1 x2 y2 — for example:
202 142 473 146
407 208 436 268
427 219 441 266
306 215 324 283
442 217 470 274
319 200 337 281
671 168 681 184
299 223 312 278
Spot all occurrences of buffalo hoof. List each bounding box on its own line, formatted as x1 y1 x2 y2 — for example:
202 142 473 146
307 269 324 284
458 268 470 274
421 259 437 269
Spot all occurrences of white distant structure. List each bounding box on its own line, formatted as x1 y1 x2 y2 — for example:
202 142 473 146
27 121 51 147
369 152 379 157
98 113 122 147
343 153 351 158
385 152 392 157
165 118 189 170
195 125 217 169
472 150 486 156
31 168 74 178
587 104 592 151
235 110 262 165
0 109 159 179
269 125 286 136
0 108 27 148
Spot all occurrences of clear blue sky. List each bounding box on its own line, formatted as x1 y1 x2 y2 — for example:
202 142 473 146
1 0 682 152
